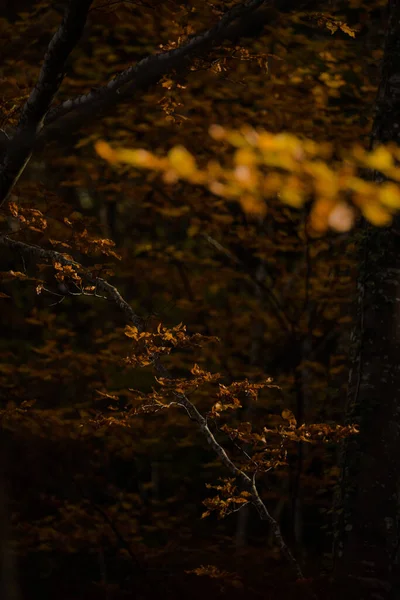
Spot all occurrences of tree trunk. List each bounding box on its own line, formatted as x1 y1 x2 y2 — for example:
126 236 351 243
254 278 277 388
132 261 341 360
333 2 400 598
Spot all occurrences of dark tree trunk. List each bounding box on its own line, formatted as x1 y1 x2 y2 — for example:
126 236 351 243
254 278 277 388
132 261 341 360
333 2 400 598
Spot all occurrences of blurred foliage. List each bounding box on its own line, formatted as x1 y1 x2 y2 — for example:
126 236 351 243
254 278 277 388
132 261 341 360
0 0 389 598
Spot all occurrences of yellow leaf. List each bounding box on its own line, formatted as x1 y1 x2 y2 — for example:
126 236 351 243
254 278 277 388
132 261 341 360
225 131 247 148
379 182 400 209
280 189 304 208
95 140 117 164
257 132 275 151
125 325 139 339
339 23 356 38
366 146 394 171
234 147 257 166
362 202 392 226
116 148 154 167
168 146 197 177
95 140 155 168
280 178 304 208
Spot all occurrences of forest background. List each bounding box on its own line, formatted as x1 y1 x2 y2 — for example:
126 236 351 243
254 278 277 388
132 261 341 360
0 1 399 599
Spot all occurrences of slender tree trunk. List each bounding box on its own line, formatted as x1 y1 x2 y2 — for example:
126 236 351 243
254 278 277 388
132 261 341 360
333 2 400 598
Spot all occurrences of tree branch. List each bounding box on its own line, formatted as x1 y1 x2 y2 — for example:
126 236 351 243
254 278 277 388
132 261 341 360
0 0 94 206
0 0 314 194
0 233 304 580
152 356 303 579
43 0 266 126
37 0 292 148
0 235 143 329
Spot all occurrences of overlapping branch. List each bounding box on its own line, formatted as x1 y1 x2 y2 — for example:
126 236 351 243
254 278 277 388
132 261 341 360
0 0 313 204
0 0 272 167
43 0 269 131
0 0 94 205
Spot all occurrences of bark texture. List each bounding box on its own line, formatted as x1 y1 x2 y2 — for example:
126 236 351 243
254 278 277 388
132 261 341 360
333 2 400 598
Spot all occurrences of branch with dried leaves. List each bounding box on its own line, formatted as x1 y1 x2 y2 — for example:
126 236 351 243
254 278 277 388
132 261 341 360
0 235 143 329
0 233 304 580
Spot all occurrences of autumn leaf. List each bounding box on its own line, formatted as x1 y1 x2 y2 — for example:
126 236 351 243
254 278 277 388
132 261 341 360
362 202 392 226
366 146 394 170
167 145 197 177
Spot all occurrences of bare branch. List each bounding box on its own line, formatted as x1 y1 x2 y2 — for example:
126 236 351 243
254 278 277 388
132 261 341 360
0 0 94 206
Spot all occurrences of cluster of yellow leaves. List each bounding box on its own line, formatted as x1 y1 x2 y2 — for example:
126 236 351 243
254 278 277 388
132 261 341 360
95 127 400 233
202 478 252 519
124 322 219 367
